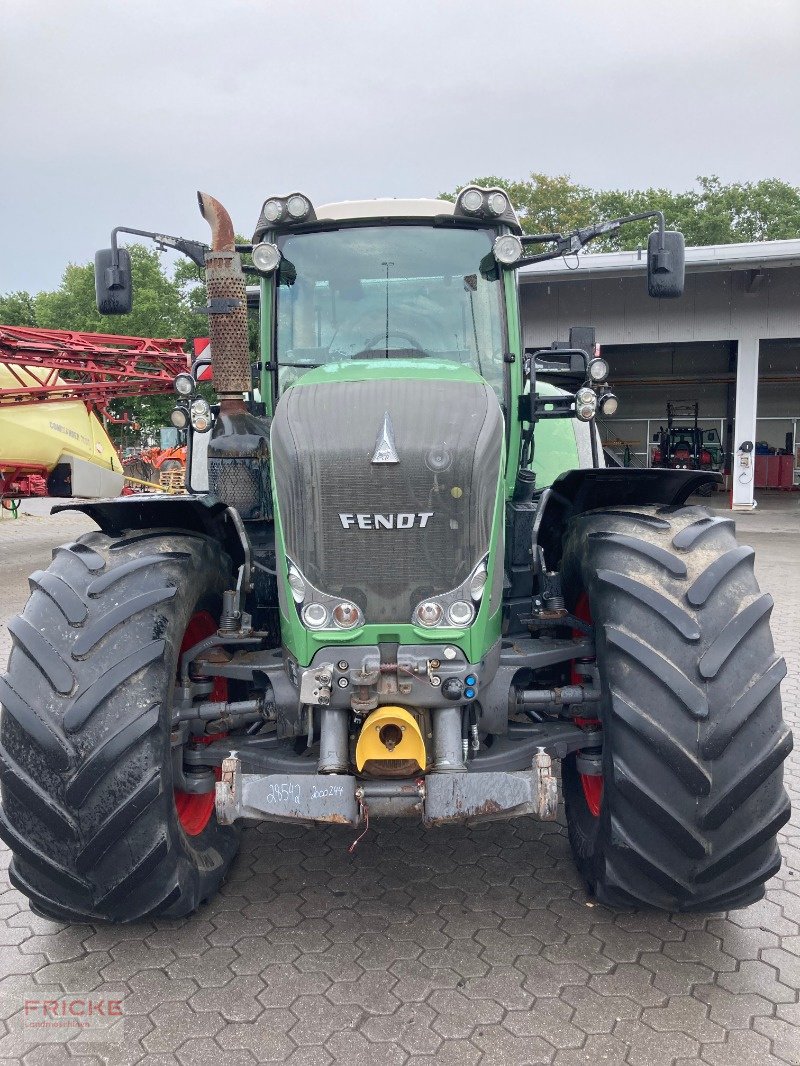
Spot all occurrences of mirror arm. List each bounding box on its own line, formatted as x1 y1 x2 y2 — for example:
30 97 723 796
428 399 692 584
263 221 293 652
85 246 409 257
514 210 668 269
110 226 209 269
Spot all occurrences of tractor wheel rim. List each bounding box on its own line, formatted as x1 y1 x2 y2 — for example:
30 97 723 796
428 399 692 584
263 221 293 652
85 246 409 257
572 592 604 818
174 611 226 837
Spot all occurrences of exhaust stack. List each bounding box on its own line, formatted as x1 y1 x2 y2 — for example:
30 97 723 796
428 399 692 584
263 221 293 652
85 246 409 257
197 192 271 522
197 191 251 401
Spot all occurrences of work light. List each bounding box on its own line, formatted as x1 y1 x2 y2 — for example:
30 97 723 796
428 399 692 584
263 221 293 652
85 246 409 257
588 358 610 383
286 194 311 220
252 242 281 274
485 191 509 216
599 392 619 416
262 199 284 223
170 406 189 430
459 188 484 214
174 372 195 397
493 234 523 266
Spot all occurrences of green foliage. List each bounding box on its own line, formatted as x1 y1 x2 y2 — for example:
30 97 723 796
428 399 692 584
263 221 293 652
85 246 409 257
0 291 38 326
443 173 800 252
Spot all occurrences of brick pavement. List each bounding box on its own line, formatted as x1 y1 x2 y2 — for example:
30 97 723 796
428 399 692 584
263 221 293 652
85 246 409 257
0 503 798 1065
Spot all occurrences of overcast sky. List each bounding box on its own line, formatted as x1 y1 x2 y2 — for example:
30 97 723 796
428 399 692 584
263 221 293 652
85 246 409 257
2 0 799 294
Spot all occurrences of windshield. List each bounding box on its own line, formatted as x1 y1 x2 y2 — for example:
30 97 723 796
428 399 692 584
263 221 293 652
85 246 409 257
275 225 506 394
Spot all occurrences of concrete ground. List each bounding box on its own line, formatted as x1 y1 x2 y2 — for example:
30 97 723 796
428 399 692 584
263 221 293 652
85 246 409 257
0 498 798 1065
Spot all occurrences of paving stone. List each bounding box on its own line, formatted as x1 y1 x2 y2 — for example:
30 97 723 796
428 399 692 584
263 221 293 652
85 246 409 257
215 1009 296 1059
361 1003 442 1056
287 994 362 1046
427 987 504 1039
701 1028 790 1066
640 994 727 1043
140 1002 224 1054
754 1016 800 1065
472 1022 554 1064
694 983 776 1029
560 985 641 1034
615 1020 701 1066
189 974 265 1022
553 1033 631 1065
502 996 584 1048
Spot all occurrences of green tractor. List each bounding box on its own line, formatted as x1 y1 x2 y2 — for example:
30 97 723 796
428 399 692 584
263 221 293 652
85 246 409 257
0 189 789 922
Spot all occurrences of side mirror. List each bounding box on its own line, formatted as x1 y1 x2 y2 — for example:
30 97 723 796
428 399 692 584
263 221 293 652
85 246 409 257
95 248 133 314
647 230 685 298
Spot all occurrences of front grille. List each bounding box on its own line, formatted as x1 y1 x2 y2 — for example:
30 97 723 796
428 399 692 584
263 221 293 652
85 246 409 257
271 377 503 623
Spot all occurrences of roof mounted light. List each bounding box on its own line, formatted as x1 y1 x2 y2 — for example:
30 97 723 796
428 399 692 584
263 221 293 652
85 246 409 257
262 199 284 223
454 186 521 232
253 192 317 242
286 193 311 220
459 188 484 215
485 191 508 216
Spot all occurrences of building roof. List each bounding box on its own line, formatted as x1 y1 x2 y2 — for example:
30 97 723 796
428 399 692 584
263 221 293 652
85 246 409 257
518 237 800 283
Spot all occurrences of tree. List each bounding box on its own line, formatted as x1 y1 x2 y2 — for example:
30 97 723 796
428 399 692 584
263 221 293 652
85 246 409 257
442 174 800 252
0 291 37 326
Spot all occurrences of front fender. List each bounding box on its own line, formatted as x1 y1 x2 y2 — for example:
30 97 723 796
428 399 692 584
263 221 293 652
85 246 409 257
533 467 722 567
52 493 248 570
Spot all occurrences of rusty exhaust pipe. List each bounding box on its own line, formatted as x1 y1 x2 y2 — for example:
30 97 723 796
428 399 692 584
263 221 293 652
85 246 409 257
197 191 251 403
197 192 271 521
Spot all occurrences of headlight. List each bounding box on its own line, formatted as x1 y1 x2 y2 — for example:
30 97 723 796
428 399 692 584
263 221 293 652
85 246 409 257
575 386 597 422
174 372 195 397
599 392 619 416
190 398 212 433
588 358 609 383
493 234 523 266
332 602 361 629
262 198 283 223
448 600 474 627
252 242 281 273
459 188 484 214
485 191 508 216
415 601 443 627
302 603 329 629
286 193 311 220
287 563 306 603
469 564 488 601
170 406 189 430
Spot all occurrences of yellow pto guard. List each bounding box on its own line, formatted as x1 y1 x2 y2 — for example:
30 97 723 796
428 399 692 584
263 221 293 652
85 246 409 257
355 706 426 772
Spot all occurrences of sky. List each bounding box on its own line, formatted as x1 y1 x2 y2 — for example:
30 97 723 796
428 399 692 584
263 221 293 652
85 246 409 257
2 0 799 294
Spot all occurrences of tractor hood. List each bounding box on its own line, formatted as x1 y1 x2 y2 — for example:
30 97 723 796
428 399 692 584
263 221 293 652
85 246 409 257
270 363 504 625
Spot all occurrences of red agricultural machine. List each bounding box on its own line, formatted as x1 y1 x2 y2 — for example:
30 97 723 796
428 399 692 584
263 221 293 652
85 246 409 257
0 326 193 499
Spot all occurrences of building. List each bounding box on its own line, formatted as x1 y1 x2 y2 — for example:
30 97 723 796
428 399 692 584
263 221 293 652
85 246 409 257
519 239 800 509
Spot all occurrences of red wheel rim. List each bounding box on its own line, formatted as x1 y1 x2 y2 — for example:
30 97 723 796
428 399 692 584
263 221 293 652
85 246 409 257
174 611 226 836
572 593 603 817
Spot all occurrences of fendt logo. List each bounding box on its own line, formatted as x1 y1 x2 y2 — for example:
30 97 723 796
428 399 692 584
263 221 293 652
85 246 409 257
339 512 433 530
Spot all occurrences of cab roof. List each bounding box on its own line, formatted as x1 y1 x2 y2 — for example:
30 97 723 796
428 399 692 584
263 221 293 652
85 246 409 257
314 198 456 222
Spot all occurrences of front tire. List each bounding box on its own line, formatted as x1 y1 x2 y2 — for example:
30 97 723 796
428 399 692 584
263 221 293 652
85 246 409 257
0 529 240 923
560 504 791 912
